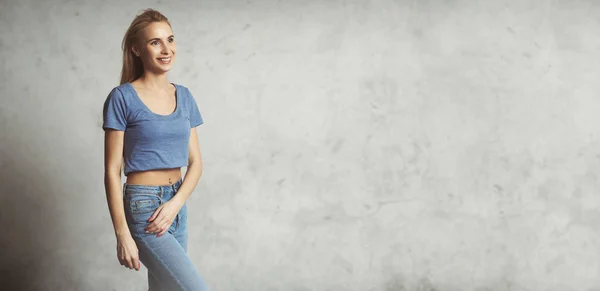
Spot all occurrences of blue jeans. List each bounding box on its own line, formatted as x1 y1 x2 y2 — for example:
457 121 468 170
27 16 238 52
123 178 209 291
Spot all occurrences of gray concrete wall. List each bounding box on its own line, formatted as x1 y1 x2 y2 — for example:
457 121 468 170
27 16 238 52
1 0 599 290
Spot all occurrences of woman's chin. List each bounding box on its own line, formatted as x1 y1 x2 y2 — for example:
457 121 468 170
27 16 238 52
152 64 173 73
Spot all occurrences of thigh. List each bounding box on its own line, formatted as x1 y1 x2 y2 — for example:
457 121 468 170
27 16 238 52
136 233 209 291
124 194 208 291
173 203 188 252
148 269 162 291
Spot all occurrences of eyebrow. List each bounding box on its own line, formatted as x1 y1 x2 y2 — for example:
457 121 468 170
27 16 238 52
147 35 175 43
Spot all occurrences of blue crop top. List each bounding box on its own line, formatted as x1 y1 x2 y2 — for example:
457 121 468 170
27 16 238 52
102 82 204 176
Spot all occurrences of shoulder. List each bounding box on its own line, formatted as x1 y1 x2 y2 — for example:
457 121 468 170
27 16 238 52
174 83 192 95
103 84 135 113
174 83 196 102
106 84 128 98
106 83 138 103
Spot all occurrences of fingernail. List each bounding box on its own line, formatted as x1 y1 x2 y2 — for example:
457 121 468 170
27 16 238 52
145 231 150 233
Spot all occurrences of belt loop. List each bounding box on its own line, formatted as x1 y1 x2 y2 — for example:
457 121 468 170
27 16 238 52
160 187 163 198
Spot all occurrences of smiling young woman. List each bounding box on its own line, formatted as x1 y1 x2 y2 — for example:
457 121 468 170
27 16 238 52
101 8 209 291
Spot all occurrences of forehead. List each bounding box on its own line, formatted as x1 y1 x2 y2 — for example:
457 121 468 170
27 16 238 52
140 22 173 40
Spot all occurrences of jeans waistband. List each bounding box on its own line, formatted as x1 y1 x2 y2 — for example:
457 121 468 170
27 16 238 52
123 177 183 194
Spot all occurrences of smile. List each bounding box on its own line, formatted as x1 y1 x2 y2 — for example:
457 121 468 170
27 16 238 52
157 57 172 64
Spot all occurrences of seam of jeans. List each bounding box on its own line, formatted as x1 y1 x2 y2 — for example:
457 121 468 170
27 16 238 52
125 192 161 197
138 236 187 291
147 267 164 291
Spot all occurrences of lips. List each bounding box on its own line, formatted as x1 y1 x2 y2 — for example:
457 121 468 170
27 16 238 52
157 56 172 64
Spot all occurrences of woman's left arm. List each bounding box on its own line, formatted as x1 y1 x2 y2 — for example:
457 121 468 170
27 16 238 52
145 128 202 236
172 127 203 207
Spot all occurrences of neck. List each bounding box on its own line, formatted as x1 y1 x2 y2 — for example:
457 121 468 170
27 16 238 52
137 72 170 89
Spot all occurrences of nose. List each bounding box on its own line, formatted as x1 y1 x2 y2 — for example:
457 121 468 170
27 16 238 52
161 42 172 54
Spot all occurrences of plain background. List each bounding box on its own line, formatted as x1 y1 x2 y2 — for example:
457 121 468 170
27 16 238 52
1 0 600 290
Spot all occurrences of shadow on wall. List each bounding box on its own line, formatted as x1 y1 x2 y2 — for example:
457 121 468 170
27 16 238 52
0 131 70 290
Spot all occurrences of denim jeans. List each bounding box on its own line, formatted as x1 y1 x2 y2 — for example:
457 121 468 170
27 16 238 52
123 178 209 291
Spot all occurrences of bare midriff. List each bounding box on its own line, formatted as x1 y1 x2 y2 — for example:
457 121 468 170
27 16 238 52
126 168 182 186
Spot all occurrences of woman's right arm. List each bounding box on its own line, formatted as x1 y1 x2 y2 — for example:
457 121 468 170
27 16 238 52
104 129 140 271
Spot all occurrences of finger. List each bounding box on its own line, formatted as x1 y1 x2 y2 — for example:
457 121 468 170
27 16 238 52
145 217 160 232
132 257 139 270
148 207 163 222
135 259 140 271
129 257 136 269
160 220 172 236
157 226 168 237
154 222 165 237
146 214 166 232
118 251 125 265
152 222 165 236
146 220 160 233
158 220 171 233
148 216 169 233
145 222 155 232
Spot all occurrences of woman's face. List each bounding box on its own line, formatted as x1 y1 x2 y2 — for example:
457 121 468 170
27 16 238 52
133 21 176 74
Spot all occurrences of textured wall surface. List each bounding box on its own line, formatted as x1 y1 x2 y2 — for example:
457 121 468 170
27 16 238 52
1 0 600 290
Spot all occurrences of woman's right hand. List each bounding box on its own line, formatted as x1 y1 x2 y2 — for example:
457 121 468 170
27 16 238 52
116 234 140 271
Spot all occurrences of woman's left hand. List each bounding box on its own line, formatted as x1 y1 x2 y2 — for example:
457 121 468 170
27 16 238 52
145 200 183 237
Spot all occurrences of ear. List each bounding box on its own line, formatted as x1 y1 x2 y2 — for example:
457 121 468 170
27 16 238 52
131 46 140 57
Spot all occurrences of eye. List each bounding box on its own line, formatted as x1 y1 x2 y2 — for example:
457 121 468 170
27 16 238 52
168 38 174 43
151 40 159 45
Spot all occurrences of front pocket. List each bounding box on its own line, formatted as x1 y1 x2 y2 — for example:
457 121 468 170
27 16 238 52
129 197 160 214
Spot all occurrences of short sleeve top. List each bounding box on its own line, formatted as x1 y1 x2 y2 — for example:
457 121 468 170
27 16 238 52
102 82 204 176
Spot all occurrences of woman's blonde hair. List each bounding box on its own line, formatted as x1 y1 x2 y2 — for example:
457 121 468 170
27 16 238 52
120 9 172 85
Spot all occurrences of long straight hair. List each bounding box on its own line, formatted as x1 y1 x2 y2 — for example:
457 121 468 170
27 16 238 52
120 9 172 85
